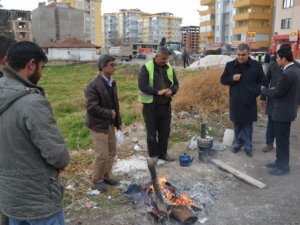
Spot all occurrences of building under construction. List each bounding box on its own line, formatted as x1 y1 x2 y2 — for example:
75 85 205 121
0 9 32 41
181 26 200 54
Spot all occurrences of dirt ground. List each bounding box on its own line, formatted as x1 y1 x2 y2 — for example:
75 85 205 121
66 112 300 225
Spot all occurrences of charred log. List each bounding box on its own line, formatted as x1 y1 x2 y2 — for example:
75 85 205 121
170 206 198 225
147 159 168 214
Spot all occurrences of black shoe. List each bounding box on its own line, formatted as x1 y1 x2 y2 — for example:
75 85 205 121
268 168 290 176
159 154 175 162
231 147 240 153
95 181 108 192
246 151 253 157
103 178 120 186
266 162 278 168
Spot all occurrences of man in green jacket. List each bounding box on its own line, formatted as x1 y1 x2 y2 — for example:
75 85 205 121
138 47 179 162
0 41 69 224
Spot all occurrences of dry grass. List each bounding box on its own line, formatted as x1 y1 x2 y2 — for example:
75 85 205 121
173 68 229 114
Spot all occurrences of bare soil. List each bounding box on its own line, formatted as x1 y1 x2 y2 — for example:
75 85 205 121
65 113 300 225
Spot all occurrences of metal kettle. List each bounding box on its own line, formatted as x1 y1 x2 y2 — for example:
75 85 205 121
179 153 194 167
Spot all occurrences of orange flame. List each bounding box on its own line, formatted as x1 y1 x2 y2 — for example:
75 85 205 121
148 174 195 206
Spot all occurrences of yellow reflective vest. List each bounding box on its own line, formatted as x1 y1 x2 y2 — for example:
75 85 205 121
138 60 174 103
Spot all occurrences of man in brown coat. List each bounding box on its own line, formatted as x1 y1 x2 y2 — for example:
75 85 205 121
84 55 122 192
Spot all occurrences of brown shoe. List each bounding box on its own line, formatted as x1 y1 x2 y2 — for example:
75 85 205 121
262 145 274 152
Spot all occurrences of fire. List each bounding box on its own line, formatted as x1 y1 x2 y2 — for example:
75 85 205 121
149 174 195 207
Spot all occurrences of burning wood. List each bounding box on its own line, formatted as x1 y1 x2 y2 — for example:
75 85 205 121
145 159 198 225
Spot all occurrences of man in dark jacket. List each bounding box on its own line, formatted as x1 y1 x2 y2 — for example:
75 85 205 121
221 43 265 157
260 61 282 152
0 35 16 78
138 47 179 162
262 48 300 176
0 34 16 225
85 55 122 192
0 41 69 224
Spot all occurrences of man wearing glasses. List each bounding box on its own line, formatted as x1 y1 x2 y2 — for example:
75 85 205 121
85 55 122 192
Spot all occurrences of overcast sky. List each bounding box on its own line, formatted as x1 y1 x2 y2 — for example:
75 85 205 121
1 0 201 26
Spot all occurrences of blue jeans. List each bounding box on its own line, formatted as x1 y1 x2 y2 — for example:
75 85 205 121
9 210 65 225
233 122 253 152
266 115 275 145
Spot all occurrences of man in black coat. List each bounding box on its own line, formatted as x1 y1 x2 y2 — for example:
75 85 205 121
261 48 300 176
221 43 265 157
260 61 282 152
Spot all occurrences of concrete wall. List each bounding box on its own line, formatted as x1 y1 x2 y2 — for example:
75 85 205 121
32 5 84 45
32 7 56 45
45 48 98 61
57 8 85 41
274 0 300 35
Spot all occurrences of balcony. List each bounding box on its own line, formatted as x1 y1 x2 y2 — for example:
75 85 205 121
199 8 215 16
200 20 215 27
233 12 271 21
232 26 271 34
200 31 215 38
233 0 272 8
201 0 215 6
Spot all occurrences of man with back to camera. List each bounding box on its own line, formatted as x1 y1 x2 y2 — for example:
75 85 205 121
84 54 122 192
0 41 70 225
220 43 266 157
138 46 179 162
0 35 16 78
262 47 300 176
0 34 16 225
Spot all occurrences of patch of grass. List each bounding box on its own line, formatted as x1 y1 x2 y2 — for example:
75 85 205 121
40 63 142 150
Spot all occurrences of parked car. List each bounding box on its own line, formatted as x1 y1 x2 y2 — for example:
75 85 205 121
133 54 147 59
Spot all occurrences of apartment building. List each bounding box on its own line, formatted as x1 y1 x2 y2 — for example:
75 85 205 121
0 9 32 41
117 9 149 44
103 10 182 52
32 2 84 45
232 0 274 50
103 13 118 52
60 0 102 46
214 0 234 44
199 0 216 51
139 12 182 44
272 0 300 58
181 26 200 53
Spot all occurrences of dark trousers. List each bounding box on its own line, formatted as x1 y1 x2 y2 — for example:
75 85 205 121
233 122 253 152
183 59 189 68
142 103 171 157
266 115 275 145
273 121 291 170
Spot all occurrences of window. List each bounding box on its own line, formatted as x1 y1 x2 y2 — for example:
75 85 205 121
281 18 291 29
282 0 294 8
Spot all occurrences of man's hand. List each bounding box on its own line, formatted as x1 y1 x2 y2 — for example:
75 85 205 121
165 88 172 97
112 110 116 120
158 89 168 95
233 74 241 81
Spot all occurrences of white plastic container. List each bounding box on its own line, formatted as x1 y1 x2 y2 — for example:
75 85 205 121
222 129 234 146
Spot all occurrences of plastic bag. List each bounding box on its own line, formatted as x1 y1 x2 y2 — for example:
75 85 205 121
188 136 198 150
115 130 124 146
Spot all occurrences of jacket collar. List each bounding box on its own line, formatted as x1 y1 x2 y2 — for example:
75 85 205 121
0 66 45 96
